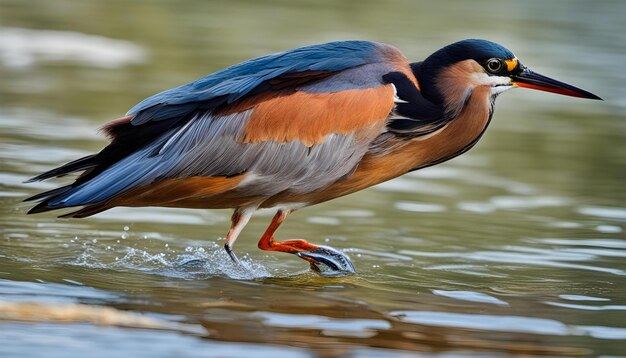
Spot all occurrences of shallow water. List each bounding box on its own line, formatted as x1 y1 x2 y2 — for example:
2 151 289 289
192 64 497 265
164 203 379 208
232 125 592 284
1 0 625 356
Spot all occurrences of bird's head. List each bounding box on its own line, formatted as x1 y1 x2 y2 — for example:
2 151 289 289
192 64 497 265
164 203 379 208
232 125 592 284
415 39 601 114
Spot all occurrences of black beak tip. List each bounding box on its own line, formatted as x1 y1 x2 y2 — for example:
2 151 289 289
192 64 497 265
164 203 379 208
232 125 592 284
572 89 603 100
513 69 604 101
577 85 603 101
588 92 603 101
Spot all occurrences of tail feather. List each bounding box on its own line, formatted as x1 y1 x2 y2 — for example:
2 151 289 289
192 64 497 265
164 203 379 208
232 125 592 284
27 193 109 218
24 156 99 215
25 179 105 215
25 184 77 214
25 113 188 217
27 198 66 215
58 204 111 218
23 185 73 203
24 154 98 183
25 185 108 217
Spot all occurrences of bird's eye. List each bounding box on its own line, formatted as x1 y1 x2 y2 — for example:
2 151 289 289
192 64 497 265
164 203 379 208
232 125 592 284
486 59 503 73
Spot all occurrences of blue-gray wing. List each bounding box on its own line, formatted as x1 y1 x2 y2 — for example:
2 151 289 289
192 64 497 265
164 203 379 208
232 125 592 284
49 73 396 209
127 41 383 125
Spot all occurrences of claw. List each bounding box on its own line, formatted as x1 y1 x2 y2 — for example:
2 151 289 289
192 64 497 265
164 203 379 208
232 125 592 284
297 245 356 277
224 243 241 266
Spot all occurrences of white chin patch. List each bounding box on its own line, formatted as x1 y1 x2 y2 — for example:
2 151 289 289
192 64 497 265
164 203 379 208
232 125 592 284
491 85 514 95
472 73 513 96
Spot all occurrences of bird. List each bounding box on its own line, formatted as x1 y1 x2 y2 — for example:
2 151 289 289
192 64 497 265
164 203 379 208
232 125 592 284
24 39 601 275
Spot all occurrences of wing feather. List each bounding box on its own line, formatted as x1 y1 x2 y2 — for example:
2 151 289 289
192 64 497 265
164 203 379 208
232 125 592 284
127 41 384 125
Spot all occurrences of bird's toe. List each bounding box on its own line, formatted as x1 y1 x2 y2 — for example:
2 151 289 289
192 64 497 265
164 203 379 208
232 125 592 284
297 245 356 277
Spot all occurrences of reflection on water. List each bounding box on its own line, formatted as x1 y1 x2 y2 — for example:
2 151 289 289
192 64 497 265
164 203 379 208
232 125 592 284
1 0 625 356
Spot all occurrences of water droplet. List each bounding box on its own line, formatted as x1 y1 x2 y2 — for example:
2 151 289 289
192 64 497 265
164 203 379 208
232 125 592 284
123 226 129 231
92 239 97 243
165 243 169 248
121 233 128 239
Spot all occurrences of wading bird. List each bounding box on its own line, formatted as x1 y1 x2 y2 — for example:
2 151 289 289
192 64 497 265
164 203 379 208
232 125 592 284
25 39 600 275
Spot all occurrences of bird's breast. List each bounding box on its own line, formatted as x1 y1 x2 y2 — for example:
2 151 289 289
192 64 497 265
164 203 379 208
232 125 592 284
262 85 493 207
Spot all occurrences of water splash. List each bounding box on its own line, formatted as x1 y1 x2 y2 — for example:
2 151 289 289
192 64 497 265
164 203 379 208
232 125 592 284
71 241 272 280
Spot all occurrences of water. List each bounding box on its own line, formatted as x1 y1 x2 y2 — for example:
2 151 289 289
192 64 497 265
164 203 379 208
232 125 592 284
1 0 625 356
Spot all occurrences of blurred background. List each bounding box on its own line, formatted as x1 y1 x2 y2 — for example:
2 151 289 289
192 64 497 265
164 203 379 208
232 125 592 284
1 0 625 357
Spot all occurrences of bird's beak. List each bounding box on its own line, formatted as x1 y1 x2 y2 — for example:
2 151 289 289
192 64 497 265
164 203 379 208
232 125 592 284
511 68 602 100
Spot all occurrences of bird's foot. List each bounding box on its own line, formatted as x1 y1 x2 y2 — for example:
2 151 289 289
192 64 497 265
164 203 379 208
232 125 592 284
224 243 242 266
297 245 356 277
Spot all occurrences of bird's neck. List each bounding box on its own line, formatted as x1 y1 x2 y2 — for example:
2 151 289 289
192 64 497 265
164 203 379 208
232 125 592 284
404 84 494 170
416 60 494 121
374 84 493 174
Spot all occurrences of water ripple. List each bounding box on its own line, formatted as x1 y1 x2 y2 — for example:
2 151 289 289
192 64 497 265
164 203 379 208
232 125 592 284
389 311 626 340
544 302 626 311
559 294 610 302
400 248 626 276
432 290 508 306
0 26 147 69
578 206 626 220
533 238 626 249
254 311 391 336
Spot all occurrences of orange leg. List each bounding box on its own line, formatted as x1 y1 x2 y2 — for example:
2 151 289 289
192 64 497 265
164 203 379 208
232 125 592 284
257 210 320 254
257 210 356 275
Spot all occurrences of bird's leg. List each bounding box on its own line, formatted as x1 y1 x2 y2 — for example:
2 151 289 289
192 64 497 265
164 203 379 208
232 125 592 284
257 210 316 253
257 210 356 276
224 207 254 265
